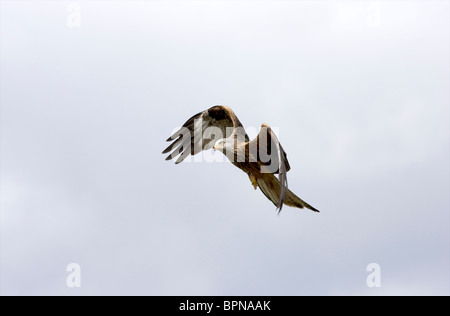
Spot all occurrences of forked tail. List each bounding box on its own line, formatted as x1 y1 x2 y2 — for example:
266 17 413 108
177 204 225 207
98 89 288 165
257 174 320 213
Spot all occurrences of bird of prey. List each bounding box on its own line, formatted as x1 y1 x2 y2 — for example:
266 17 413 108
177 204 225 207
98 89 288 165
162 105 319 213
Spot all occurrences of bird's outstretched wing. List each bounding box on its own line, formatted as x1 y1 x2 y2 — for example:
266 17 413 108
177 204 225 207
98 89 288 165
163 105 249 164
246 124 291 211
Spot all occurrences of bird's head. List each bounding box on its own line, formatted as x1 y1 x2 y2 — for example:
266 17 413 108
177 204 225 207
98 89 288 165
213 138 231 152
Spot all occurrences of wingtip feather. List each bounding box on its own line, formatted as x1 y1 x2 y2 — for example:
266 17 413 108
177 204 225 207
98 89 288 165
309 206 320 213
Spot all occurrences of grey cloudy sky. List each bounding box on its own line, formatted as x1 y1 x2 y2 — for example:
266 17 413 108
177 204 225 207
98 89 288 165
1 1 449 296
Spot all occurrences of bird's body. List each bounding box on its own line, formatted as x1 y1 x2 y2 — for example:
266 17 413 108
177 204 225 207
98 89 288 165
163 105 319 213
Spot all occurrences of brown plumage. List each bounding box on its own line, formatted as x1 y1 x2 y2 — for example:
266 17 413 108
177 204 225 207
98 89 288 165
162 105 319 213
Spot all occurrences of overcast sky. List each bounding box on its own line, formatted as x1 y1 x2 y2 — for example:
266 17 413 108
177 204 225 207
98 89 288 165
1 1 449 296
